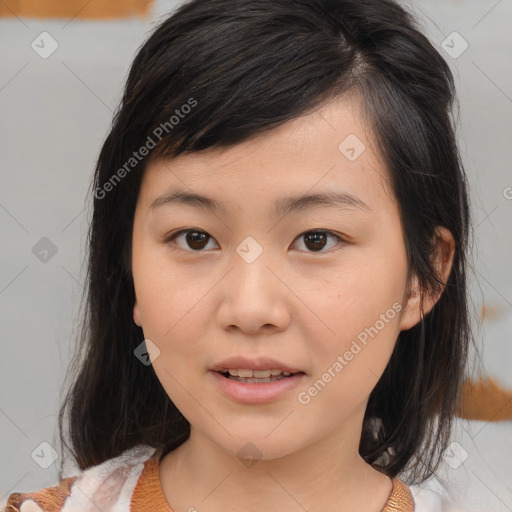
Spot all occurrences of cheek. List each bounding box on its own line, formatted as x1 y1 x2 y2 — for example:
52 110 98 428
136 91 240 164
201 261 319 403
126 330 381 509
306 247 407 382
297 293 402 420
137 281 213 357
132 250 218 390
134 259 213 403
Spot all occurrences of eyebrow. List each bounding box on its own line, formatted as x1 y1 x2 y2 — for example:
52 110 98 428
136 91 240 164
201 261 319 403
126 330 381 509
150 188 372 217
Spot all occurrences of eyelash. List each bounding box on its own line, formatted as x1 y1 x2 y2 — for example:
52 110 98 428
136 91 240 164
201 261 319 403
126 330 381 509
164 228 346 254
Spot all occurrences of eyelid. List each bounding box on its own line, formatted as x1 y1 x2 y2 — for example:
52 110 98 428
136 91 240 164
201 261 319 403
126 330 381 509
163 228 219 249
164 228 347 253
164 228 212 243
293 230 346 253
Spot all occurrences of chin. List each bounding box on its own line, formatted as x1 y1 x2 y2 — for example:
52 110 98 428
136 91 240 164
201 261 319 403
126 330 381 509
213 430 306 464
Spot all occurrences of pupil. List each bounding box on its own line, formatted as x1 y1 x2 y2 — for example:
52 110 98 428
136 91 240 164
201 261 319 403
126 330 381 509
186 231 208 249
305 232 326 251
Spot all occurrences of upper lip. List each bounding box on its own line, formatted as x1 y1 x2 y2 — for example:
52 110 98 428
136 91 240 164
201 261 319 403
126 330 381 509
210 356 305 374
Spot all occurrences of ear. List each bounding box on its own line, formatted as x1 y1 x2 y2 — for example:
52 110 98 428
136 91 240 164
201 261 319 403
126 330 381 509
399 226 455 331
133 291 143 327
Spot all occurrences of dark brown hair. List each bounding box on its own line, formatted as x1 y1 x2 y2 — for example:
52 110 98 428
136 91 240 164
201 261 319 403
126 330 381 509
57 0 473 485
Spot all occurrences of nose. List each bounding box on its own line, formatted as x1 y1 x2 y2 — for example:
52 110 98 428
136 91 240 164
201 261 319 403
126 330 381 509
216 248 291 335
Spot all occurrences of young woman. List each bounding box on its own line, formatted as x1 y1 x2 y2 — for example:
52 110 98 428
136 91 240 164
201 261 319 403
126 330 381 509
5 0 472 510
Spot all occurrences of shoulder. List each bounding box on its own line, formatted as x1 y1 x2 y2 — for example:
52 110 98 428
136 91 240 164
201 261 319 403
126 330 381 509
3 444 158 512
408 417 512 511
408 479 454 512
3 476 78 512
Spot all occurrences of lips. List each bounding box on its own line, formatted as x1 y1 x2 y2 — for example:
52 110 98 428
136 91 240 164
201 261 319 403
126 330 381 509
210 355 305 374
210 368 306 403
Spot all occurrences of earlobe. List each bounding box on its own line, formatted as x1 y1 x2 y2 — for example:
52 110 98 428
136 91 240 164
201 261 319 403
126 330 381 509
398 274 422 331
429 226 456 308
433 226 456 284
399 226 455 332
133 297 142 327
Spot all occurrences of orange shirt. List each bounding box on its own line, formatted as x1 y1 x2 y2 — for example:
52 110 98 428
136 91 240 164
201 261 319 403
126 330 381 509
4 445 415 512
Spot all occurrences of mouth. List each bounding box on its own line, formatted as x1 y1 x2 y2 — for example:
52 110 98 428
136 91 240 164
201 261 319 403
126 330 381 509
215 368 305 384
210 368 307 404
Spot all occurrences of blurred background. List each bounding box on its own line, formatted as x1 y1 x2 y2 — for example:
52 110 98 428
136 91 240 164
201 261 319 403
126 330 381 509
1 0 511 509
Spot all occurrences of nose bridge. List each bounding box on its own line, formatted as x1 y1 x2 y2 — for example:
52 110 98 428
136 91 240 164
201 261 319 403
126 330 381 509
215 232 291 333
232 234 276 295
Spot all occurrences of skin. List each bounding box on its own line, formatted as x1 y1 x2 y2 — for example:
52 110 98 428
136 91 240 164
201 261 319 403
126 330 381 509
131 94 455 512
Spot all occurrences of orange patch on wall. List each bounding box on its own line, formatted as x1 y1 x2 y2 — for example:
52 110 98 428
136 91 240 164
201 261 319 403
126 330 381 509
0 0 154 20
456 376 512 422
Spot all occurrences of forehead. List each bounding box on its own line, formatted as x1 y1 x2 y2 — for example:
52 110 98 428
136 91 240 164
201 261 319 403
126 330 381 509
138 96 393 211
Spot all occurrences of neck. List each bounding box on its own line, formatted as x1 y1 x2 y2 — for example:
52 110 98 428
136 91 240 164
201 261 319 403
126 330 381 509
158 404 394 512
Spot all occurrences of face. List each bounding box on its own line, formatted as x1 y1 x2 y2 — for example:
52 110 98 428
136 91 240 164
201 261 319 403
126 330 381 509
131 95 419 462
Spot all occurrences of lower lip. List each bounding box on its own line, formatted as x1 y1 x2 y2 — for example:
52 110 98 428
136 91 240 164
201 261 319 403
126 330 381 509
209 371 306 404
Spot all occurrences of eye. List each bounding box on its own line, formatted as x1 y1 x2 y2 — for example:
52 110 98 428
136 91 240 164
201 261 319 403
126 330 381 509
165 229 345 253
166 229 219 251
291 230 344 253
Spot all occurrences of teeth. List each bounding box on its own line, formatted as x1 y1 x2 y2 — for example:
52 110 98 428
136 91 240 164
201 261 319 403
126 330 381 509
223 368 293 378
